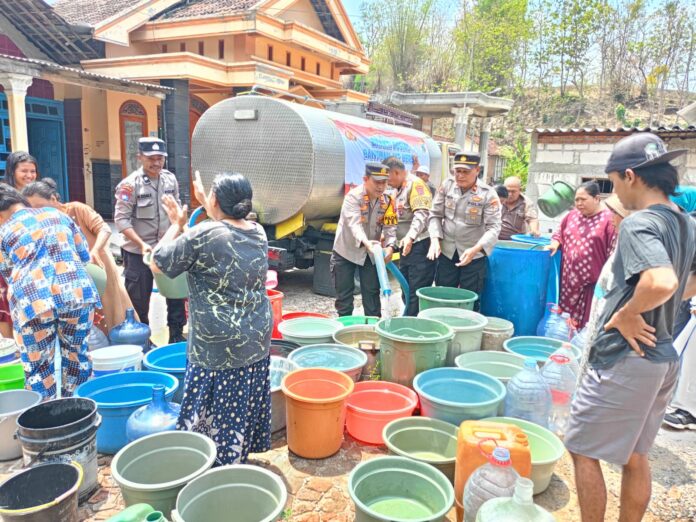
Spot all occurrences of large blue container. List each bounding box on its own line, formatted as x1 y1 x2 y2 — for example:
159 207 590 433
480 241 554 336
75 371 178 454
143 342 187 403
413 368 506 426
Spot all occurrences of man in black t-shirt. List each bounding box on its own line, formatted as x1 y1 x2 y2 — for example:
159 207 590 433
565 133 696 522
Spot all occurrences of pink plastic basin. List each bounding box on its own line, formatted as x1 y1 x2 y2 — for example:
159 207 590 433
345 381 418 445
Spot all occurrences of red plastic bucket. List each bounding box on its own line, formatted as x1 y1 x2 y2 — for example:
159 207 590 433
268 290 284 338
281 311 330 321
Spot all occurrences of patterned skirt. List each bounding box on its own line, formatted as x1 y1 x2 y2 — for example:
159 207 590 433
176 356 271 466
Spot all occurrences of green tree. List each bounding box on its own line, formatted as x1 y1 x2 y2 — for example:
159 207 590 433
501 140 530 186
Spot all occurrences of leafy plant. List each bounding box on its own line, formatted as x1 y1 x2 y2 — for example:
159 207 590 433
501 139 531 187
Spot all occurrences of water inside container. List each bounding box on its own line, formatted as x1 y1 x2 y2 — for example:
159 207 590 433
422 378 496 403
392 328 440 339
293 348 362 370
368 496 434 519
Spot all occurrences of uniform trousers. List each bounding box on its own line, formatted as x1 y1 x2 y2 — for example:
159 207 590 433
398 238 436 316
331 252 381 317
435 252 487 311
122 249 186 330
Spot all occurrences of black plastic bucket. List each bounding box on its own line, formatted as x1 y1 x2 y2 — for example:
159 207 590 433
0 462 82 521
16 398 100 502
270 339 301 358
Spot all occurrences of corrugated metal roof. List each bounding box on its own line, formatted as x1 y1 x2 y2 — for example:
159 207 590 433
0 53 173 94
528 125 696 134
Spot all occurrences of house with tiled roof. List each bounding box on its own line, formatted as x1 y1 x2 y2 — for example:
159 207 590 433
50 0 370 212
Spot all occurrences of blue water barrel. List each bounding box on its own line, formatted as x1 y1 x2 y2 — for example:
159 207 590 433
481 241 553 336
510 235 561 305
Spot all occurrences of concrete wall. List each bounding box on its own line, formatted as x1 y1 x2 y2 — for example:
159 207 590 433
528 132 696 233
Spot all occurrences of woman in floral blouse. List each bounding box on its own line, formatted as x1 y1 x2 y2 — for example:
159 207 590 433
151 172 272 465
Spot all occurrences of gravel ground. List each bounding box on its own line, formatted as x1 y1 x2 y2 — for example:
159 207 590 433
1 266 694 521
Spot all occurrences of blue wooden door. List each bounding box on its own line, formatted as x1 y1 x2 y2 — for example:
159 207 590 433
28 119 68 199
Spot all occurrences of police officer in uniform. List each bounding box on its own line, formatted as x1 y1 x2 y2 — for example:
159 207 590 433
383 156 435 315
114 137 187 343
332 162 398 317
427 152 501 311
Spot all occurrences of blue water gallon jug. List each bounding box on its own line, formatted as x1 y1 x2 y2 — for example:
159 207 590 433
126 384 181 443
504 358 552 428
109 308 151 350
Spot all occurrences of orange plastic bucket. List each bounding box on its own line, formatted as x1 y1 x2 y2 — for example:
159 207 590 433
345 381 418 445
282 368 354 459
455 420 531 522
267 290 284 338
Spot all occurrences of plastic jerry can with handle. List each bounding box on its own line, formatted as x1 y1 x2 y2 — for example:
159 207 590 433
454 420 532 522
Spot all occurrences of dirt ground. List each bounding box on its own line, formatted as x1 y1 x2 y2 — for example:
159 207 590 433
1 267 695 521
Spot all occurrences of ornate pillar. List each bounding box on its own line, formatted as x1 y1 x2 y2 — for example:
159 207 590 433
0 73 33 151
452 107 473 150
478 116 492 180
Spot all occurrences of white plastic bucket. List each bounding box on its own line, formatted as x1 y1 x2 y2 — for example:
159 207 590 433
91 345 143 377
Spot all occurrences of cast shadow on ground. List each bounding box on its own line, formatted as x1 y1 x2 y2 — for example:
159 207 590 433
535 474 571 512
605 441 694 489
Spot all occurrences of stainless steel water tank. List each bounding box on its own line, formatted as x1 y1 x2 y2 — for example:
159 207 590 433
192 96 442 225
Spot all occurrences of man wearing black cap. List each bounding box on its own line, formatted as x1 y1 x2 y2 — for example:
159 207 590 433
565 133 696 522
114 137 187 343
427 152 501 310
331 162 398 317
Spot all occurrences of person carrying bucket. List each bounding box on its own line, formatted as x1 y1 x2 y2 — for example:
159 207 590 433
0 184 99 399
383 156 436 316
427 152 501 311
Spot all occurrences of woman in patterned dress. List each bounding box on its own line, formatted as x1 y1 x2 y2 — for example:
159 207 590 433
0 183 99 399
150 172 272 465
23 179 134 332
547 181 617 328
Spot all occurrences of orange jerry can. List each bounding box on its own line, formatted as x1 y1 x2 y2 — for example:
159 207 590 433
455 420 532 522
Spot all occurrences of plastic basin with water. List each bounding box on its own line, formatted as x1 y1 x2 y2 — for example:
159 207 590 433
382 417 458 483
418 308 488 365
376 317 453 387
112 431 217 515
0 363 24 391
503 336 574 364
345 381 418 445
288 343 367 382
75 371 179 454
454 351 525 384
277 317 343 346
270 356 298 433
349 456 454 522
484 416 565 494
143 342 187 403
171 465 287 522
413 368 506 426
416 286 478 311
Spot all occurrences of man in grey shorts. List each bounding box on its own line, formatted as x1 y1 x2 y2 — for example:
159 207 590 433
565 133 696 522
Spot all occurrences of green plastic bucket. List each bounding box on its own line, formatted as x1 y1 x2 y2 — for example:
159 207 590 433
349 456 454 522
483 416 565 494
277 317 343 346
418 308 488 365
382 417 458 484
333 325 381 381
0 363 24 391
171 465 287 522
417 286 478 311
537 181 576 218
143 252 189 299
111 431 217 515
376 317 453 387
337 316 379 326
86 263 107 297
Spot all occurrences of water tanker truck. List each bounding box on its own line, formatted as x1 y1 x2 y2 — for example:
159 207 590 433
191 95 443 295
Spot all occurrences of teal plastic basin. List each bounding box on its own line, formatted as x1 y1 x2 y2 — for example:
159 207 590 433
277 317 343 346
416 286 478 311
503 336 566 364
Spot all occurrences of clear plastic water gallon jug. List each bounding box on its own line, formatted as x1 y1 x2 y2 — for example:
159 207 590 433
87 325 109 352
547 343 580 378
504 359 552 428
463 446 519 522
109 308 151 351
126 384 181 442
570 326 590 358
540 354 576 437
544 311 574 342
536 304 561 337
476 477 555 521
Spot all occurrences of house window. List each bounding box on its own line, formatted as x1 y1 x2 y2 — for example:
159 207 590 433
315 63 321 76
286 51 291 67
179 42 186 52
301 57 306 71
218 40 225 59
267 45 274 61
162 44 168 53
198 41 204 56
581 177 614 195
119 101 148 178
